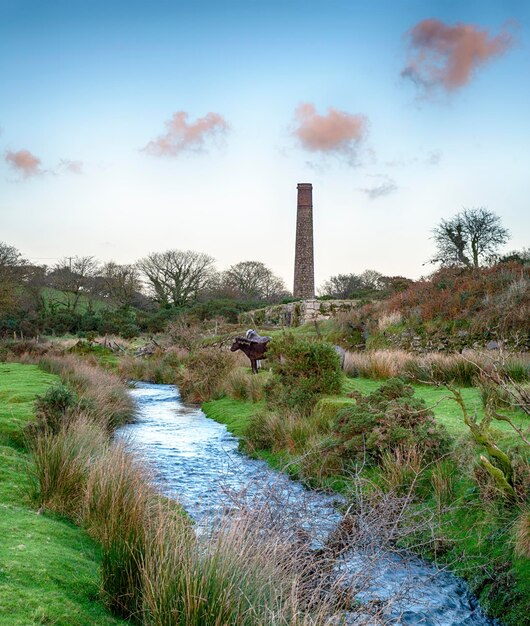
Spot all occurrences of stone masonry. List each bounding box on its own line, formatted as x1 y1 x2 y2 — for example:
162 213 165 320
293 183 315 298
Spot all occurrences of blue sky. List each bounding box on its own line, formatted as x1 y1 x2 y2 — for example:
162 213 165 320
1 0 529 288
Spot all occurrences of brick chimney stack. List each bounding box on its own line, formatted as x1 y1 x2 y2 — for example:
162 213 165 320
293 183 315 298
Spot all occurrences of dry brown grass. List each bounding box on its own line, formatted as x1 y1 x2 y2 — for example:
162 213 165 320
176 348 237 403
513 506 530 558
380 445 424 494
28 414 107 519
38 354 135 429
117 347 189 384
343 349 529 387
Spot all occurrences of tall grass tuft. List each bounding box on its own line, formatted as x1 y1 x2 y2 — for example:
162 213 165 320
513 507 530 559
380 445 423 495
27 415 107 519
84 443 155 618
224 368 265 402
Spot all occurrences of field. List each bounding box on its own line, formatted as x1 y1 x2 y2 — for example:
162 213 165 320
0 363 126 626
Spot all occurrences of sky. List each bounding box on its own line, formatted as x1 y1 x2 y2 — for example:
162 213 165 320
1 0 529 290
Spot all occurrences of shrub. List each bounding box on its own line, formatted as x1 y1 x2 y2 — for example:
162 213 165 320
176 349 236 403
265 335 342 413
30 382 92 436
333 378 451 466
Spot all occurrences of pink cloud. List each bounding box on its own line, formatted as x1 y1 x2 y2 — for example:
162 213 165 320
143 111 229 157
402 19 514 93
5 149 43 178
292 103 368 160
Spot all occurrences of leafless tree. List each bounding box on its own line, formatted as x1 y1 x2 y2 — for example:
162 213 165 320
99 262 142 307
47 256 100 311
136 249 216 307
220 260 287 302
431 207 510 269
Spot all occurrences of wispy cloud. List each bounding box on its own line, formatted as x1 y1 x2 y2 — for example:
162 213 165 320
292 103 368 163
142 111 229 157
402 18 514 95
57 159 83 174
385 149 442 168
5 149 44 178
358 175 397 200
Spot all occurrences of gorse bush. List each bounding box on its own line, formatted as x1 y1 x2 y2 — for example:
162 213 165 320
333 378 451 466
32 382 77 433
265 335 342 413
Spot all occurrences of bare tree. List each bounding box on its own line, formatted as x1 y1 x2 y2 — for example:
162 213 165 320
136 249 215 307
431 208 510 269
47 256 100 311
220 260 287 302
99 262 142 307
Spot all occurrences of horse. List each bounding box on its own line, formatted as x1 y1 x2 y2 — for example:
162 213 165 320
230 329 271 374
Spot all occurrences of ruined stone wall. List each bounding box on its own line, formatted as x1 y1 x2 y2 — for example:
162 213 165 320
240 299 359 328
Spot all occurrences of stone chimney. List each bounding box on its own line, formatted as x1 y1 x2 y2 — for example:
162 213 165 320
293 183 315 298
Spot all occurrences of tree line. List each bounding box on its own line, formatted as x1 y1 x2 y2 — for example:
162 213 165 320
1 207 525 337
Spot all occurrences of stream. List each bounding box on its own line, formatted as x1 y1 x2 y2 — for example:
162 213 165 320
117 382 497 626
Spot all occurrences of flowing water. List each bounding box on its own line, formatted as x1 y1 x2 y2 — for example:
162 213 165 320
117 382 498 626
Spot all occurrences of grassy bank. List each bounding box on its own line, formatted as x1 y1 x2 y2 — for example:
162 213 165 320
203 373 530 626
0 362 126 626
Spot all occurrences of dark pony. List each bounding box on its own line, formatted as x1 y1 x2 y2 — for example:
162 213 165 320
230 330 271 374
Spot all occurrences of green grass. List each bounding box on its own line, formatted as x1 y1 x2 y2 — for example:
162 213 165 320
0 363 126 626
343 377 527 440
41 287 110 313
